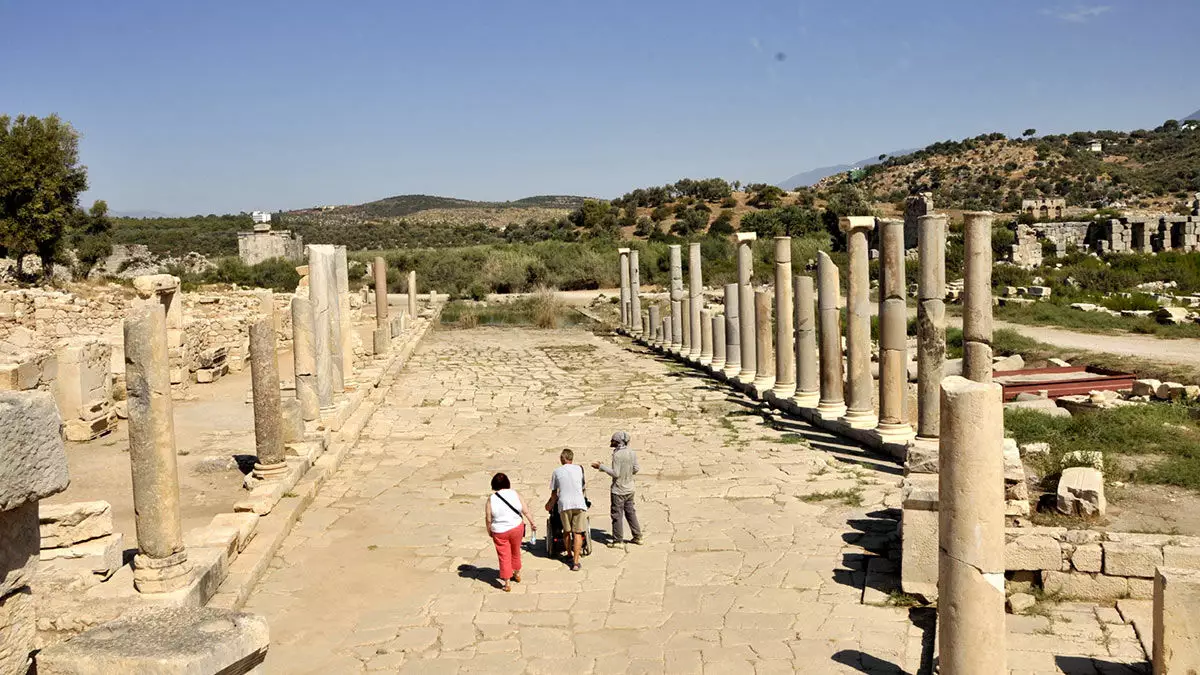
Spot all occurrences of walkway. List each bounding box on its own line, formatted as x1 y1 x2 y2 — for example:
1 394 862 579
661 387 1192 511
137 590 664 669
242 326 1148 674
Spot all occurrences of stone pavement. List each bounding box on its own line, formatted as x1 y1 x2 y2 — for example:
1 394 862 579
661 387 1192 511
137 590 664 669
242 327 1148 674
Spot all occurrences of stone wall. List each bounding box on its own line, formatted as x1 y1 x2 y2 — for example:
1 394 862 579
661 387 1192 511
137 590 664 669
1009 216 1200 267
237 227 304 266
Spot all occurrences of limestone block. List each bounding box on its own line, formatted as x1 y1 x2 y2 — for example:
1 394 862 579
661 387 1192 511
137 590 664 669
1005 534 1063 571
903 438 939 474
0 502 39 597
0 361 40 391
36 606 269 675
1132 379 1162 397
39 501 113 548
901 474 939 510
1020 442 1051 457
1042 571 1128 601
1004 398 1071 417
208 513 259 553
1057 467 1106 517
1153 567 1200 674
1156 306 1189 325
131 274 180 297
1163 545 1200 570
0 587 34 675
900 506 938 601
0 391 68 512
1104 541 1164 579
280 398 304 444
1007 592 1036 613
993 354 1025 372
1156 382 1187 401
1026 286 1052 298
63 409 118 442
40 532 124 580
1072 543 1103 573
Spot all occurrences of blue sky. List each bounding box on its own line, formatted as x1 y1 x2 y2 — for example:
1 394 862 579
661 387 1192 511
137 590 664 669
2 0 1195 215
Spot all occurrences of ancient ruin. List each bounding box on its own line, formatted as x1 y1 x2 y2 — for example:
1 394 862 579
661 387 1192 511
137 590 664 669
237 223 303 266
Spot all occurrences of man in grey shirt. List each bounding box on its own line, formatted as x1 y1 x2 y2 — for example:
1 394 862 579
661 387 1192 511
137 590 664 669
591 430 642 546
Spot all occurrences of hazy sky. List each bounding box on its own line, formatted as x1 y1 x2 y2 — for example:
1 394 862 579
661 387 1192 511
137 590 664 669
3 0 1195 215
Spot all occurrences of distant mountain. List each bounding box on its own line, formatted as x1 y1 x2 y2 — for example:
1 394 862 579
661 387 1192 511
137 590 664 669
778 150 918 190
111 209 173 219
291 194 589 219
1185 108 1200 122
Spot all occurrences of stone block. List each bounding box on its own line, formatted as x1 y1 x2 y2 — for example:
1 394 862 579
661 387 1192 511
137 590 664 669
1005 534 1063 571
1007 592 1036 613
1156 382 1187 401
903 437 939 474
0 502 40 597
1004 398 1072 417
1163 545 1200 570
39 501 113 548
1153 567 1200 674
1132 379 1162 397
1020 442 1051 457
1104 541 1164 579
63 409 117 442
0 587 34 675
900 506 938 601
36 606 269 675
131 274 180 297
281 398 304 444
195 368 215 384
1041 571 1128 601
40 533 124 580
1057 467 1106 517
1072 543 1103 573
208 513 259 553
0 391 68 512
1026 286 1052 298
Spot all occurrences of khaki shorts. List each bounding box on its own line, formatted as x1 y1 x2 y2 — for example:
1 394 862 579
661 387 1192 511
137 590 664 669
560 509 587 533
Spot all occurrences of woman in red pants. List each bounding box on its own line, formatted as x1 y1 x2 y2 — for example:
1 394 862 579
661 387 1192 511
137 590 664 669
485 473 537 592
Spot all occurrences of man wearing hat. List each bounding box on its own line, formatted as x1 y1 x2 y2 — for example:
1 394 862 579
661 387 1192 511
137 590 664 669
591 430 642 546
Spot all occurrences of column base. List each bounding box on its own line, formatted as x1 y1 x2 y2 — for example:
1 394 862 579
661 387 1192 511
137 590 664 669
840 408 878 429
699 355 713 366
771 382 797 400
709 358 725 373
875 421 916 446
251 461 289 481
817 400 847 420
687 349 703 362
792 390 820 409
669 343 683 354
752 375 776 392
723 363 741 379
735 369 756 384
133 551 192 594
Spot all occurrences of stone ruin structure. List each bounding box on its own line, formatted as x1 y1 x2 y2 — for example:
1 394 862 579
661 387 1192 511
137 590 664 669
616 213 1200 673
237 222 304 266
1009 213 1200 267
1022 197 1065 220
903 192 933 250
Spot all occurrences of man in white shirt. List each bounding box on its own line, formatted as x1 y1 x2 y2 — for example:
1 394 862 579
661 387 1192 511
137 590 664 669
546 448 588 571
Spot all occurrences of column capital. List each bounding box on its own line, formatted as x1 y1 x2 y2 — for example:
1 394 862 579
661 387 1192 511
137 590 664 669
617 247 631 254
839 216 876 234
736 232 757 242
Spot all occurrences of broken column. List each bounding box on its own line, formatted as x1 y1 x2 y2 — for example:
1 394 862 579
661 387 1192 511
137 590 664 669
752 289 775 394
680 296 692 359
688 243 703 360
124 304 190 593
736 232 757 383
938 376 1006 675
648 304 661 347
618 248 631 329
249 318 287 481
334 246 353 382
916 214 948 440
307 245 339 402
373 256 389 355
630 249 642 335
407 270 418 318
723 283 741 379
1153 567 1200 674
876 218 913 443
773 236 796 399
963 211 995 383
0 391 69 675
668 245 684 353
817 252 847 420
290 296 321 420
840 216 877 429
793 275 819 408
699 308 713 366
711 312 726 372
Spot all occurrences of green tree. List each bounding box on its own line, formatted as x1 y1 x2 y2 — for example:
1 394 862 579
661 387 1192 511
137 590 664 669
0 114 89 276
1023 128 1037 137
68 200 113 275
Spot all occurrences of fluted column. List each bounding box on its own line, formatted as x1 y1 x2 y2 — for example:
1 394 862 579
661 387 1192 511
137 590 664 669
618 248 631 329
794 275 819 407
688 242 703 360
963 212 995 383
840 216 877 429
669 245 683 352
736 232 757 382
816 252 846 420
630 250 642 334
877 219 914 443
711 312 726 372
917 214 948 439
752 289 775 393
722 283 741 378
773 237 796 399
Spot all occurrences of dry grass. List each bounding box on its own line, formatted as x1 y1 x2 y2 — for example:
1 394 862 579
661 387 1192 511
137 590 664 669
530 286 566 329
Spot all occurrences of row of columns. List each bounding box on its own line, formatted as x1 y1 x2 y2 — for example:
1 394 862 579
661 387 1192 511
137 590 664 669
621 213 1005 672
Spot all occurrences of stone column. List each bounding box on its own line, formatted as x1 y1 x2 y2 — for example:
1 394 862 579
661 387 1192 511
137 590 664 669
840 216 877 429
711 313 726 372
938 376 1006 675
736 232 757 382
630 250 642 335
688 243 703 360
249 318 287 480
648 304 661 347
668 245 683 352
407 270 418 318
680 296 692 359
334 246 353 382
290 296 321 420
618 248 631 329
661 317 670 349
1153 567 1200 675
773 237 796 399
641 311 650 337
124 304 190 593
752 289 775 393
917 214 948 439
794 275 819 407
307 245 340 399
817 252 847 419
699 308 713 366
877 219 914 443
962 212 995 383
723 283 741 378
373 257 390 355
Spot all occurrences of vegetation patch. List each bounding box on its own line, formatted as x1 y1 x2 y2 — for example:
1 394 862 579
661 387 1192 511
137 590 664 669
994 301 1200 339
438 292 588 330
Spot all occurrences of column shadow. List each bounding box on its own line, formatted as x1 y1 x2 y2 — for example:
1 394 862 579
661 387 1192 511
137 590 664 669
1054 656 1150 675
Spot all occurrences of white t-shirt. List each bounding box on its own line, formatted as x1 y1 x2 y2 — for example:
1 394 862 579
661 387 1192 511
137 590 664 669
550 464 588 512
489 489 523 534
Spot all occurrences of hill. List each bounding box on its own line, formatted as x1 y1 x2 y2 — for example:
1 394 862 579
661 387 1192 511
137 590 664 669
288 194 588 222
777 150 917 190
1185 108 1200 122
815 122 1200 213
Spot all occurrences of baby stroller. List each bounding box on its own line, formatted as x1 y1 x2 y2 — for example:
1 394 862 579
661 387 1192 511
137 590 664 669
544 509 592 558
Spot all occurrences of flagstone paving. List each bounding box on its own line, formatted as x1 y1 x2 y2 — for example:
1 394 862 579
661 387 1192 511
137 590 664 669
243 326 1149 674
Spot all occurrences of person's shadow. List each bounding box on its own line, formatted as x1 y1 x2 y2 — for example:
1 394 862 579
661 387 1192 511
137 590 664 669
456 564 502 589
